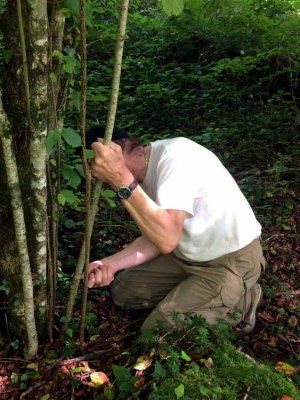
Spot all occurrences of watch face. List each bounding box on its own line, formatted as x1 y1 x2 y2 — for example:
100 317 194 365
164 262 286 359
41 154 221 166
117 186 132 199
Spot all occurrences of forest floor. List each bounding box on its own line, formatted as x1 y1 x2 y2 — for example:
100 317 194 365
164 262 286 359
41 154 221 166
0 209 299 399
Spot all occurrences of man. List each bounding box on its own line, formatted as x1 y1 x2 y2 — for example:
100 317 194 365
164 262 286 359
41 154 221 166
87 126 265 332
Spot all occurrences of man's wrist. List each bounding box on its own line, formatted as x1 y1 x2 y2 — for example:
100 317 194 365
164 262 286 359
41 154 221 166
110 170 134 190
101 259 118 274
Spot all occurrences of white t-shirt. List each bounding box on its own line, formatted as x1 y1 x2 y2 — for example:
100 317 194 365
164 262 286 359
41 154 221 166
141 137 261 262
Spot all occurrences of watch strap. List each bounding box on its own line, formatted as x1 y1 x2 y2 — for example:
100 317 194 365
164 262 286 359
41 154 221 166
127 180 138 192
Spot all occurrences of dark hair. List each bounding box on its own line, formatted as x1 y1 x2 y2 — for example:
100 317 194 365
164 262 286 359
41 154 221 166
85 125 130 149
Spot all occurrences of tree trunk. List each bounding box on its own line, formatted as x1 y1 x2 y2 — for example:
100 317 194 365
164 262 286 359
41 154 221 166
0 0 64 340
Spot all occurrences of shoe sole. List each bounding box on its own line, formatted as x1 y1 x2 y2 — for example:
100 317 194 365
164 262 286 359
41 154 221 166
241 284 262 333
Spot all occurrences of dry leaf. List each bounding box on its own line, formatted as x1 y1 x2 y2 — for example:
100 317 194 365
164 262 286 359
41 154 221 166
133 355 152 371
268 336 278 347
26 363 39 371
275 362 297 375
258 312 275 322
90 371 109 387
90 335 101 342
288 316 298 327
276 396 294 400
80 361 91 372
204 358 213 368
135 377 145 388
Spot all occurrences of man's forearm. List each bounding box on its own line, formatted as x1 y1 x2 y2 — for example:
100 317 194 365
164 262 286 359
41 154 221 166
121 186 186 254
101 235 160 273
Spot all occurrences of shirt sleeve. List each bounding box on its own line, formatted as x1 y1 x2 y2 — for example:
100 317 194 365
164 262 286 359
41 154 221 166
155 148 198 216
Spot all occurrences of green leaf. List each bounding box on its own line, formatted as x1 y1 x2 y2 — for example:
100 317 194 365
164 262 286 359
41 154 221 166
0 279 10 295
11 373 19 383
180 350 191 361
50 72 57 82
174 383 185 398
50 159 57 166
68 90 81 112
100 190 116 199
89 94 108 102
58 194 66 206
63 0 93 25
199 386 211 395
62 165 81 188
104 386 115 400
53 50 64 60
64 219 76 228
46 129 61 153
40 395 51 400
105 198 117 208
85 149 94 159
112 365 137 393
112 365 131 383
75 164 85 177
153 361 167 380
62 128 81 148
63 0 79 16
65 328 73 338
71 367 84 373
162 0 185 16
63 55 77 74
60 190 77 204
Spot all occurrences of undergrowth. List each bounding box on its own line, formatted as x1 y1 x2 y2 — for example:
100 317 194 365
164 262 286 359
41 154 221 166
110 315 300 400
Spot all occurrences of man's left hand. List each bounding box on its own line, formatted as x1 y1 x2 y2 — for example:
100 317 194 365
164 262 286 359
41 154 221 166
91 139 133 187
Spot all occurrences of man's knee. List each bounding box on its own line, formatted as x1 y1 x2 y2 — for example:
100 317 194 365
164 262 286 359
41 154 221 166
111 275 154 309
111 278 128 307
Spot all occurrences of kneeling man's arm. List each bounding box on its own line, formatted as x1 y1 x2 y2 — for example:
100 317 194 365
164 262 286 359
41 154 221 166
88 235 160 288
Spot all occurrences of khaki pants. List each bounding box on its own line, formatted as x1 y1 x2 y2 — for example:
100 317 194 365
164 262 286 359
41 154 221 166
111 239 265 331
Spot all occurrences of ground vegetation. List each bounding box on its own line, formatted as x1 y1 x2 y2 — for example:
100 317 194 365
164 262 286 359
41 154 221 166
0 0 299 398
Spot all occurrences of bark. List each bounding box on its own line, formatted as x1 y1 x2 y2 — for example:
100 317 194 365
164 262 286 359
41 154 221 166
78 0 92 346
0 94 38 357
46 3 65 341
27 0 48 315
64 0 130 328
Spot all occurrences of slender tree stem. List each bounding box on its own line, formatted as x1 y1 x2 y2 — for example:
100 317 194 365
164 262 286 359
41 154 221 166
64 0 130 329
79 0 92 347
0 95 38 357
16 0 32 130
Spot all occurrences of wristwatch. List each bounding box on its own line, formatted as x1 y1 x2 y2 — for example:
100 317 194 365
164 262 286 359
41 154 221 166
116 180 138 199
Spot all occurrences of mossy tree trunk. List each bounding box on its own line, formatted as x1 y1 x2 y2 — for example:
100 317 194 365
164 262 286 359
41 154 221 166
0 0 64 344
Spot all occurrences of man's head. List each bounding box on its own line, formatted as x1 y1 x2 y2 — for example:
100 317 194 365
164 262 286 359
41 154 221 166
87 125 147 182
85 125 130 149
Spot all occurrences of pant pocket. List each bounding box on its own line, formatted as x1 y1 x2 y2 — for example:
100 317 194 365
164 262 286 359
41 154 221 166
219 274 245 309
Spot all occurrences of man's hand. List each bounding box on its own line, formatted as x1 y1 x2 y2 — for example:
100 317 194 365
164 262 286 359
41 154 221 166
87 260 115 288
91 139 133 187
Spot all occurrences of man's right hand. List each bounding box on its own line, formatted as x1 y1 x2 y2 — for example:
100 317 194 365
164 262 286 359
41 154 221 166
87 260 115 288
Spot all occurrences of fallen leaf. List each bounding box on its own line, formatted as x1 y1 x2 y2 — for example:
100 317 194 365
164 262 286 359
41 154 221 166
276 396 293 400
134 377 145 388
260 331 269 341
133 355 152 371
70 366 84 373
26 363 39 371
80 361 91 372
268 336 278 347
204 358 213 368
288 316 298 327
90 371 109 387
258 312 275 322
90 335 101 342
275 362 297 375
